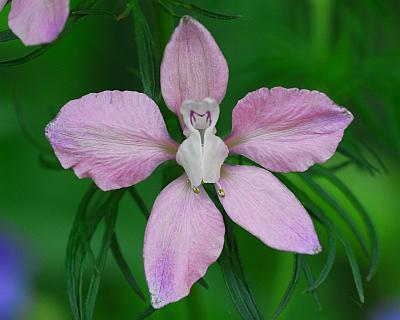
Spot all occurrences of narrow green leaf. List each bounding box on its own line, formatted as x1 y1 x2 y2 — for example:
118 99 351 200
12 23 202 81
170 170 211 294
66 184 98 320
162 0 241 20
0 45 52 67
301 258 322 310
312 165 379 281
204 186 262 320
71 8 118 19
111 233 145 300
85 190 124 320
129 187 150 220
305 228 336 292
300 173 369 256
277 175 364 303
0 29 18 42
272 255 302 320
129 0 160 100
278 175 336 293
137 305 156 320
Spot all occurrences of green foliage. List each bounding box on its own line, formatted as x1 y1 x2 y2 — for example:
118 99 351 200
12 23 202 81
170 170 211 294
5 0 386 319
158 0 241 20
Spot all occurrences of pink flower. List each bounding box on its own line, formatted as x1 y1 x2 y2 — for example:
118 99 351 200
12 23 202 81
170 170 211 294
0 0 69 46
45 16 353 308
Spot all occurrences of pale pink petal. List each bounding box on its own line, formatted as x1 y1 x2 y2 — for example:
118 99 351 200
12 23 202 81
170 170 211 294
144 175 225 308
45 91 177 191
217 165 321 254
225 87 353 172
0 0 7 11
9 0 69 46
160 16 228 114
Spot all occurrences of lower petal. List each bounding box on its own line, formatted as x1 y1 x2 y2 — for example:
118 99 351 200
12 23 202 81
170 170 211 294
144 175 225 308
9 0 69 46
217 165 321 254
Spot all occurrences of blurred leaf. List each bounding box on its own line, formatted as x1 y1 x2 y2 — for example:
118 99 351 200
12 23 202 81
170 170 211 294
300 173 369 256
311 165 379 281
38 154 62 170
161 0 241 20
13 95 53 154
111 233 145 300
272 255 302 320
129 0 160 100
0 29 18 42
301 258 322 310
338 144 379 175
361 142 388 175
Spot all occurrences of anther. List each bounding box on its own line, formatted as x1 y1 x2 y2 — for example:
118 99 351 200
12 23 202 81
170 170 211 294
193 187 200 194
217 188 225 198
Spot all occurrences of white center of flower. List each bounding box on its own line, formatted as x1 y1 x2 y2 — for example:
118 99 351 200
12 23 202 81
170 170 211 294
176 98 229 188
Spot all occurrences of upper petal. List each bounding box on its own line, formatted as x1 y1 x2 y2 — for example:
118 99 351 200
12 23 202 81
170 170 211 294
45 91 177 191
160 16 228 114
217 165 321 254
9 0 69 46
225 87 353 172
144 175 225 308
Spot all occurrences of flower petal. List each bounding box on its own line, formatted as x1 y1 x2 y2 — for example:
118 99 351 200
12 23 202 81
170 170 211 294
144 175 225 308
217 165 321 254
8 0 69 46
45 91 177 191
176 98 228 187
160 16 228 114
225 87 353 172
0 0 7 11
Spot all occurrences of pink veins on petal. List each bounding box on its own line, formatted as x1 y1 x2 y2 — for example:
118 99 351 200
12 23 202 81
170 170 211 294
45 15 353 309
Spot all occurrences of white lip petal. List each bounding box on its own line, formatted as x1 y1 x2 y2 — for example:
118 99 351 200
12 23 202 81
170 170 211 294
176 98 228 187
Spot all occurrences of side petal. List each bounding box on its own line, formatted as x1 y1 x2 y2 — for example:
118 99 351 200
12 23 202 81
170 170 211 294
225 87 353 172
217 165 321 254
176 131 203 188
202 131 229 184
45 91 177 191
144 175 225 308
8 0 69 46
160 16 228 114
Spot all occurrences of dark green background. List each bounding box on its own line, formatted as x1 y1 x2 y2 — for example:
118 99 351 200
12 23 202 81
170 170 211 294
1 0 399 319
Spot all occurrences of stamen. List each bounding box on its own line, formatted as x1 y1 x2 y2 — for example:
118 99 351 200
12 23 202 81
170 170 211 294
193 187 200 194
217 188 225 197
215 182 225 197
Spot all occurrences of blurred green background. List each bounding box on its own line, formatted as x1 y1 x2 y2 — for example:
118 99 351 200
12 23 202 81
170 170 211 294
1 0 399 319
